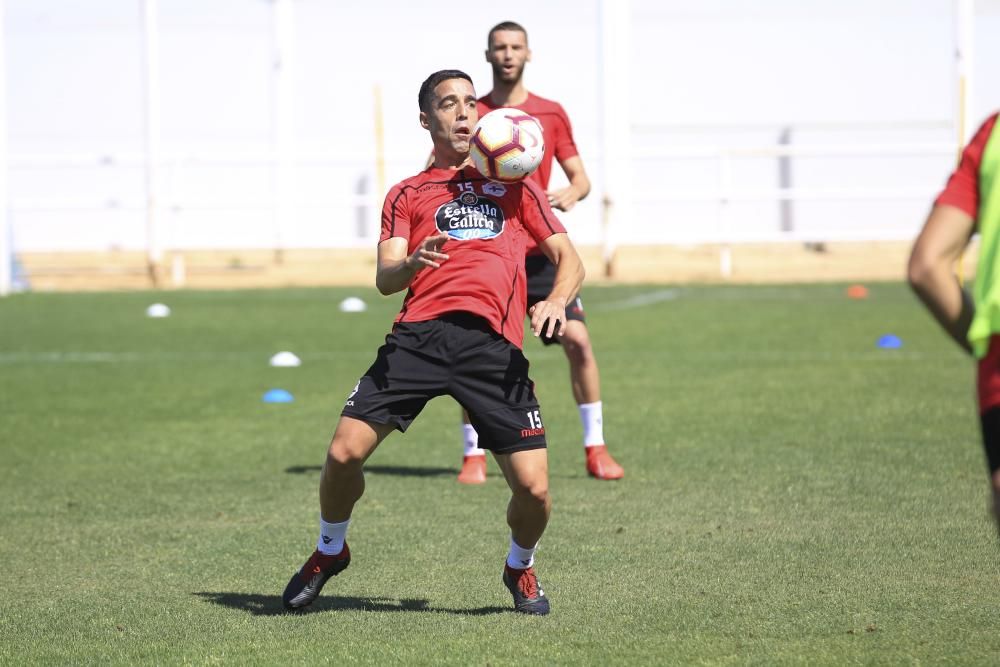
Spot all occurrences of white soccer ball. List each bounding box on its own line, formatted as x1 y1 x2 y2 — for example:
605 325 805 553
469 109 545 183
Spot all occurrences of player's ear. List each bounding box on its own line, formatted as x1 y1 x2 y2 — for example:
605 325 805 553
526 48 532 63
419 111 430 130
484 48 490 63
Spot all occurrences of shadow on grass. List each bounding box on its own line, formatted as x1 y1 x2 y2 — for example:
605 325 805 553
284 464 457 477
195 592 507 616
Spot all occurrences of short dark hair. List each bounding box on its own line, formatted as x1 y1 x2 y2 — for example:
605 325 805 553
487 21 528 48
418 69 473 112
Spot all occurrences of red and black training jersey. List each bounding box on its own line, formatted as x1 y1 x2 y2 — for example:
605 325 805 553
379 164 566 348
936 113 1000 218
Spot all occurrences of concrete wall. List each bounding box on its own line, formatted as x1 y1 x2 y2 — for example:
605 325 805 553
7 0 1000 252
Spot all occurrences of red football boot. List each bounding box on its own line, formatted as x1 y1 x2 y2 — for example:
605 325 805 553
457 455 487 484
585 444 624 480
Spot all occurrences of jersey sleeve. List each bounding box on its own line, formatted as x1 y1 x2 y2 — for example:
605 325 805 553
935 113 998 219
379 184 410 243
519 179 567 245
550 103 580 163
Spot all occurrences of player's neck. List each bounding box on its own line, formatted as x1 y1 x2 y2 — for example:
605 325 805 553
488 80 529 107
431 154 471 171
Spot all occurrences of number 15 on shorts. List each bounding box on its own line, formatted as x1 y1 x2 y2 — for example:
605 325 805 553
527 410 543 429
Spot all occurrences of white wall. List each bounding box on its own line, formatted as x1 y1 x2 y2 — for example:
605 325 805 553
6 0 1000 252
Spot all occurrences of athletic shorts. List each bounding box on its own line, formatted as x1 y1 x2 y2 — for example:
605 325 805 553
976 336 1000 473
341 313 547 454
978 335 1000 414
525 254 586 346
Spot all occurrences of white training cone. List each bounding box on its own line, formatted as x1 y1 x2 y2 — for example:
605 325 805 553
269 351 302 367
339 297 367 313
146 303 171 318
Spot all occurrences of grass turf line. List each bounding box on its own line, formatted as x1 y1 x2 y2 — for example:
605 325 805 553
1 284 999 665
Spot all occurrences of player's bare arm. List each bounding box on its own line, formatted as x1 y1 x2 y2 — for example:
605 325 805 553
530 232 585 338
546 156 592 212
908 204 976 354
375 233 450 295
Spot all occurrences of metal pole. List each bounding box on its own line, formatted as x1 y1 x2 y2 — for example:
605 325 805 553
954 0 974 285
598 0 631 279
373 86 386 196
778 126 793 233
955 0 975 151
0 0 10 297
718 152 732 279
271 0 295 264
141 0 162 286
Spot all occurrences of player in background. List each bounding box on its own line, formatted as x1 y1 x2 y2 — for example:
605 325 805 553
909 111 1000 536
281 70 585 615
457 20 624 484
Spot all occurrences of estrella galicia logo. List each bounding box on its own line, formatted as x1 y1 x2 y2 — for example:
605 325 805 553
435 193 505 241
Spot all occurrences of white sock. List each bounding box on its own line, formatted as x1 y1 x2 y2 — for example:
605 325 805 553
579 401 605 447
463 423 486 457
317 517 350 555
506 536 537 569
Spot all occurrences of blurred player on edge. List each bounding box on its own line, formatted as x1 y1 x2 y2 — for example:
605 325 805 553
281 70 585 615
909 110 1000 536
457 21 624 484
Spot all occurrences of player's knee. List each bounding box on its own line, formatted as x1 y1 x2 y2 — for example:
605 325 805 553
564 341 595 368
514 477 550 508
326 437 366 471
561 326 594 365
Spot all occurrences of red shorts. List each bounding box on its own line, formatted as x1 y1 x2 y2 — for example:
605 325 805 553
978 335 1000 413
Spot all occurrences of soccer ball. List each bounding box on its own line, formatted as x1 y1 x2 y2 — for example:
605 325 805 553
469 109 545 183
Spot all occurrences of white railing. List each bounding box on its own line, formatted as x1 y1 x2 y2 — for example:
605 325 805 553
616 141 958 276
6 140 960 281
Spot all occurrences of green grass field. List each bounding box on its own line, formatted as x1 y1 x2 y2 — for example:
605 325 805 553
2 283 999 665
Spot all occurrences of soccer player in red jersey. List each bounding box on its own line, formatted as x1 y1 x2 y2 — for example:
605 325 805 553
282 70 585 615
456 21 624 484
909 111 1000 535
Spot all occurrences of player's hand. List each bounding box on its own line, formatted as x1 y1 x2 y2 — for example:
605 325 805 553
546 186 580 212
529 299 567 339
405 233 450 271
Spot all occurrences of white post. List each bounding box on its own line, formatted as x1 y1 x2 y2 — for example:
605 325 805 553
141 0 162 285
271 0 296 263
718 152 733 279
955 0 975 150
598 0 632 278
0 0 10 297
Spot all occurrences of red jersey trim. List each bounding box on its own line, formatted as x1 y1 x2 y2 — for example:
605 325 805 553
935 113 999 219
499 271 519 338
524 185 558 236
386 188 408 238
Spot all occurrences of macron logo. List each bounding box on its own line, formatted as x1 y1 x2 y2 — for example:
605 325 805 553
321 536 332 544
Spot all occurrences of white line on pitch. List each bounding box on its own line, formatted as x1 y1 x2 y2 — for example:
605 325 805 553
592 289 680 311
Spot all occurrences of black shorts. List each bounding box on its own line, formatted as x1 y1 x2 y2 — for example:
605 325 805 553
341 314 547 454
525 255 587 346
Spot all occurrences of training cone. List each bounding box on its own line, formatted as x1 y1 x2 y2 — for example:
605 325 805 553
263 388 294 403
269 351 301 367
846 285 868 299
877 334 902 349
146 303 171 318
339 297 367 313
